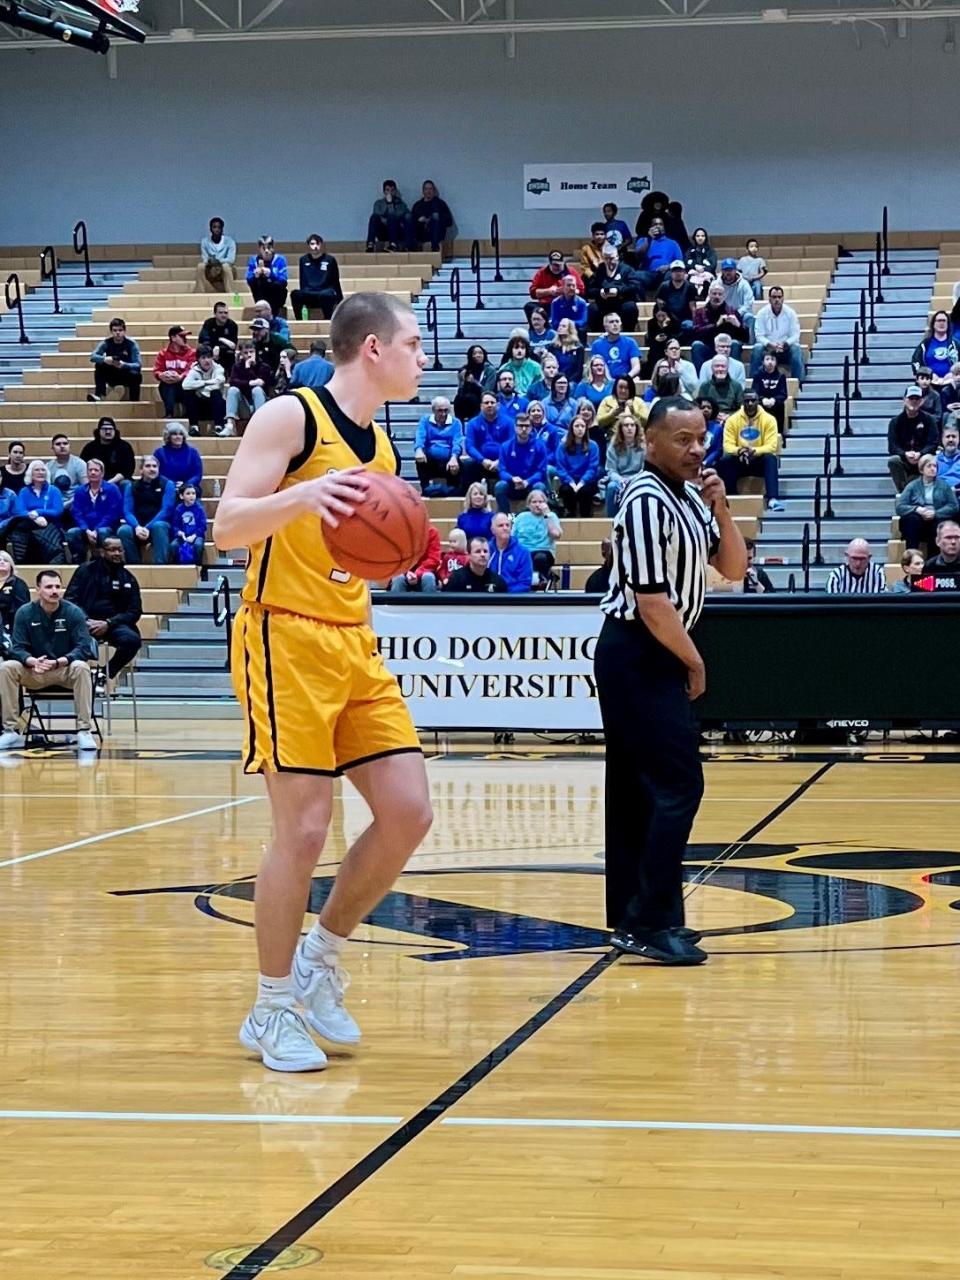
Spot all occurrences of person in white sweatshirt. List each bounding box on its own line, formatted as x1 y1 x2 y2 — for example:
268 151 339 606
752 286 805 379
181 344 227 434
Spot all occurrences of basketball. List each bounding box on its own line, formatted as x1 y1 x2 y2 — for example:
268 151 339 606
323 471 430 581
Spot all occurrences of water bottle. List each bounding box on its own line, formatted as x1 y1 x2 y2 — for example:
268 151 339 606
561 562 571 590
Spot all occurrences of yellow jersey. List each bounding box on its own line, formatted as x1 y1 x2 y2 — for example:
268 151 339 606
242 387 398 624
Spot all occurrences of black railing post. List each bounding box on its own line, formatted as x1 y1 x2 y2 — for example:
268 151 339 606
813 477 824 564
858 296 870 364
867 261 878 331
425 294 442 370
4 275 29 344
490 214 503 283
39 246 63 315
787 572 797 593
842 355 851 403
449 267 463 340
72 219 94 287
825 473 835 519
470 238 485 310
882 205 891 275
844 388 852 436
833 392 841 443
833 416 844 477
852 342 861 399
823 434 831 477
212 573 233 672
875 233 885 304
802 522 811 592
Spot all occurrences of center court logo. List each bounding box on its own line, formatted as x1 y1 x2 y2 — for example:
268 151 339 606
205 1244 322 1271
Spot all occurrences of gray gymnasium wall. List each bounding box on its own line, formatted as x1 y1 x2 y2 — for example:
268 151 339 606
0 20 953 245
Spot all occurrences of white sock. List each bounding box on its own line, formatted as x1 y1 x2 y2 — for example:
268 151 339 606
256 973 295 1009
303 920 346 965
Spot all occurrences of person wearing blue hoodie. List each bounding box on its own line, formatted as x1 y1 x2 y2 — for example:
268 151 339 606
153 422 204 495
487 511 534 593
171 484 208 566
464 393 512 488
11 460 66 563
67 458 124 562
457 481 495 543
554 416 601 516
494 415 548 514
414 396 466 494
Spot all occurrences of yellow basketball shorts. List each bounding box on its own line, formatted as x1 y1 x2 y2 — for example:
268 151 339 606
231 602 421 776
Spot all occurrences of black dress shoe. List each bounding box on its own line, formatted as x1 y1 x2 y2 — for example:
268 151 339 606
675 926 703 943
610 927 707 965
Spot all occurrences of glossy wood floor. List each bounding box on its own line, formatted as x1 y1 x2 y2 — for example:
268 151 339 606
1 731 959 1279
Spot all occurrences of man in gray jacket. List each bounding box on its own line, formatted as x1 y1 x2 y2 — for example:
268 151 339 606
717 259 756 342
366 180 410 252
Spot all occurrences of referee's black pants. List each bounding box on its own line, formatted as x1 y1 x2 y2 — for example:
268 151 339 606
595 614 704 932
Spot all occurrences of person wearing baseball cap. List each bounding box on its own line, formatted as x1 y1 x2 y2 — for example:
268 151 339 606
717 258 756 341
152 325 196 419
654 260 697 336
527 250 583 323
887 386 940 493
249 316 286 374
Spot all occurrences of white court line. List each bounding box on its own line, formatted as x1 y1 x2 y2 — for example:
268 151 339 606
0 1110 399 1125
0 797 262 870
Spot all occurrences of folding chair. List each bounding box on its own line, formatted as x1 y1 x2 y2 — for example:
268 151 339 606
19 659 105 750
97 642 139 735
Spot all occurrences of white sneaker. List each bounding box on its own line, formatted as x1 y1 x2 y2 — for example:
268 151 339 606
0 731 25 751
218 420 236 437
76 731 98 752
293 945 361 1044
239 1005 328 1072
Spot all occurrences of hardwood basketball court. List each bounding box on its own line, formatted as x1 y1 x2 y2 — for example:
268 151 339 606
1 733 958 1278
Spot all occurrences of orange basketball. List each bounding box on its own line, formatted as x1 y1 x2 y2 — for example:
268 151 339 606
323 472 430 581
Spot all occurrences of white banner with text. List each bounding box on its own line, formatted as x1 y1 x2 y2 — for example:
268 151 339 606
523 162 653 209
373 601 603 731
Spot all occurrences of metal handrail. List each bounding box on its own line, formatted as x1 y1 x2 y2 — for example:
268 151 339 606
72 219 94 287
211 574 233 671
4 275 29 344
843 355 851 403
449 267 464 340
881 205 891 275
425 295 442 370
39 246 63 315
802 522 811 592
875 234 885 304
852 343 861 399
867 260 877 330
833 417 845 477
825 473 835 519
844 388 852 437
787 572 797 593
823 434 831 477
859 290 870 363
813 477 824 565
470 238 485 310
490 213 503 283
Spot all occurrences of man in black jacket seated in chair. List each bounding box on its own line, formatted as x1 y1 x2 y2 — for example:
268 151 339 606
65 537 142 684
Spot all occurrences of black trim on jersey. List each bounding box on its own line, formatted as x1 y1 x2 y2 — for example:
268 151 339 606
261 612 281 771
242 625 257 772
273 763 340 777
317 384 377 464
337 745 423 775
284 391 317 476
255 536 273 602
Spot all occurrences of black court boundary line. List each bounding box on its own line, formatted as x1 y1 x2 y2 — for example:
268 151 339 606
220 761 836 1278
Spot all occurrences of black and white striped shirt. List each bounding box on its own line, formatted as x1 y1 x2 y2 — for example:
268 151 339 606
825 564 886 594
601 466 719 631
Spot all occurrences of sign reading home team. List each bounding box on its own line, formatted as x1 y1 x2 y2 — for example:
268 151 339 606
523 162 653 209
373 602 603 731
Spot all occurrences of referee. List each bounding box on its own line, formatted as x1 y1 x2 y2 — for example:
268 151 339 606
595 396 747 965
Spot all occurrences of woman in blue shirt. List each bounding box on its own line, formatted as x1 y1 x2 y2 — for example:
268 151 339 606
547 319 585 384
554 414 601 516
912 311 959 382
573 354 612 409
540 373 577 433
456 481 494 542
527 307 556 359
11 460 65 564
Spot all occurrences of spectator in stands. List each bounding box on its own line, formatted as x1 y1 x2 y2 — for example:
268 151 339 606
464 394 511 487
604 412 645 516
366 180 410 252
923 520 960 585
691 282 748 371
891 547 925 593
528 251 583 321
290 234 343 321
455 345 496 422
525 399 554 453
525 352 559 406
642 306 681 377
590 312 641 381
752 286 804 378
887 386 939 492
685 227 718 300
437 528 470 588
580 223 609 283
547 319 585 384
494 368 531 422
655 261 697 335
662 338 699 399
171 484 207 566
826 539 886 593
153 326 196 419
584 536 613 593
119 455 174 565
67 459 124 562
251 299 290 344
720 390 782 510
738 239 767 300
223 339 272 435
0 494 17 557
937 421 960 492
574 355 613 409
80 417 135 488
1 442 27 496
634 217 684 299
196 217 237 294
550 276 590 343
896 453 958 552
443 535 506 593
699 398 725 469
154 423 203 497
586 245 641 333
713 332 746 386
198 301 238 375
743 538 776 593
88 317 142 404
457 481 495 543
65 536 142 682
648 370 684 407
912 311 958 383
914 366 944 427
46 434 86 517
513 489 562 588
497 339 540 398
389 523 442 593
488 512 534 593
11 461 65 564
274 346 299 397
495 414 548 513
0 568 96 753
527 307 556 358
574 398 607 468
664 200 691 253
601 202 634 253
246 234 288 316
181 345 227 434
753 348 788 433
699 355 744 422
555 415 601 516
414 396 465 494
939 361 960 416
408 180 453 252
249 317 286 374
541 374 577 433
716 259 756 341
598 375 649 433
287 339 333 392
0 552 29 653
634 189 669 240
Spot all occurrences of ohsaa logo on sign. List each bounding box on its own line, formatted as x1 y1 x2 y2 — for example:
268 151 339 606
526 177 551 196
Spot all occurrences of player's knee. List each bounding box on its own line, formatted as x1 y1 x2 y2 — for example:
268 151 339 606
389 794 433 846
283 808 331 865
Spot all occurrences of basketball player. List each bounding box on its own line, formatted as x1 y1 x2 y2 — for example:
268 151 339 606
213 293 433 1072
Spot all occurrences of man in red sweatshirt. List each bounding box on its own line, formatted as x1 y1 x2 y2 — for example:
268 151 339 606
153 325 197 419
526 251 583 322
388 524 442 593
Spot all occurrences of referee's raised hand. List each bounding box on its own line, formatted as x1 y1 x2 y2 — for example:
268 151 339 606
699 467 727 512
